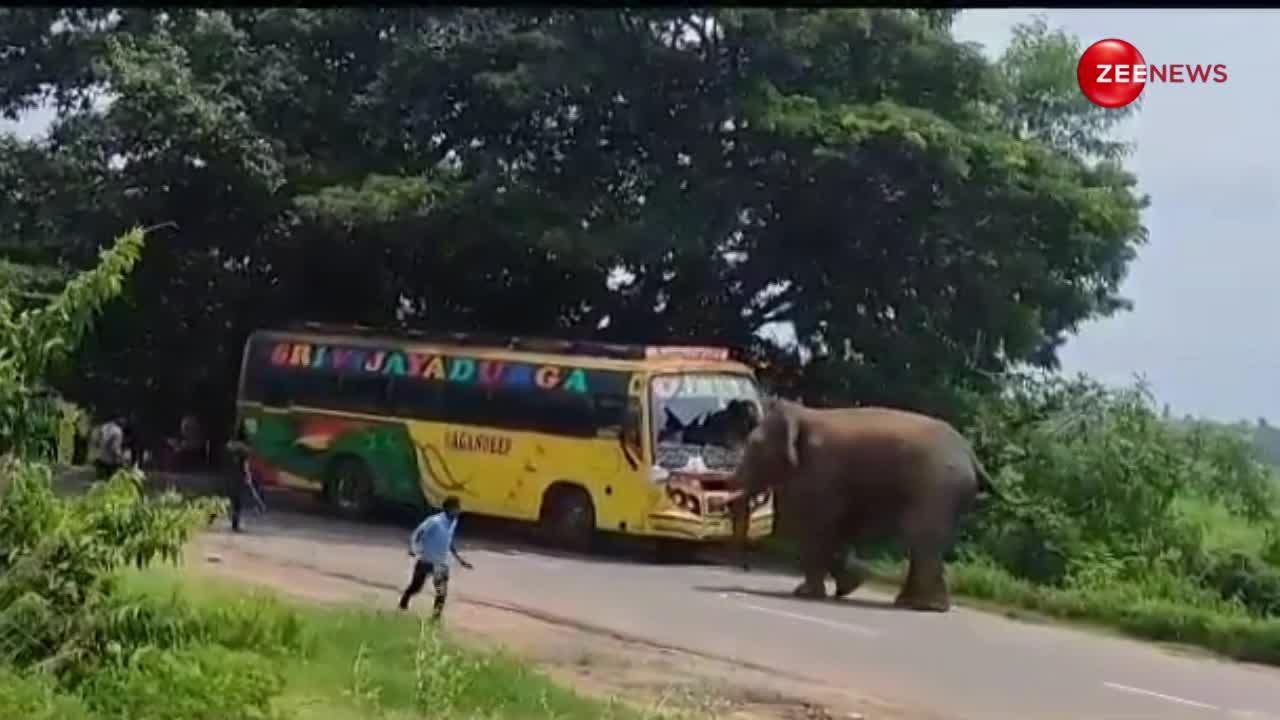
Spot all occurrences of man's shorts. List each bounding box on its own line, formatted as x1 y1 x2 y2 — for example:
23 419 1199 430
419 560 451 595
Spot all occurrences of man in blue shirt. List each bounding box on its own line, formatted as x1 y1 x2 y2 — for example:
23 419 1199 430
399 496 473 619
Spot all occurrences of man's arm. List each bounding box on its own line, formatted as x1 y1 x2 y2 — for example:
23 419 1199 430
409 521 427 556
450 541 473 569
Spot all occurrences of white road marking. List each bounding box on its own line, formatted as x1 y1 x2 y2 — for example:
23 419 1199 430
1102 682 1220 711
731 598 881 637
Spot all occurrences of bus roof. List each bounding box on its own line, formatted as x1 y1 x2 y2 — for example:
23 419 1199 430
253 323 756 374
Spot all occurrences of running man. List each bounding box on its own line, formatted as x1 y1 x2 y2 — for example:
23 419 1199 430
399 496 474 619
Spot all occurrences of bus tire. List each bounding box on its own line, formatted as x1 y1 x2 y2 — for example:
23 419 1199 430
326 456 375 520
539 484 595 552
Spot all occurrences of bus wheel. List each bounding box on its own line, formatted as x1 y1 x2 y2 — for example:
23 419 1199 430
327 456 374 519
539 485 595 552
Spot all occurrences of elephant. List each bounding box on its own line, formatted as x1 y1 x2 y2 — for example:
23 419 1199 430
726 398 1001 612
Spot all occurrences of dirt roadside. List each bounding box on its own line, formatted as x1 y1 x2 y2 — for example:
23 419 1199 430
192 536 941 720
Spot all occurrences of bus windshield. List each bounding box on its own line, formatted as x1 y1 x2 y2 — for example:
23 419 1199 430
650 373 761 471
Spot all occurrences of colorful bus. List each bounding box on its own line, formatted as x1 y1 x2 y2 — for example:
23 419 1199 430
234 324 775 550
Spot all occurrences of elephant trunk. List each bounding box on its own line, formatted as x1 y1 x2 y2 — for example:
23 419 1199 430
726 489 750 571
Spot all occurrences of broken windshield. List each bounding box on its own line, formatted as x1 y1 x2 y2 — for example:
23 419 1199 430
650 373 761 471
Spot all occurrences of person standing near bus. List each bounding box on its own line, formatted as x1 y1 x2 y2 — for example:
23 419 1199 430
223 423 254 532
87 414 128 481
399 496 474 620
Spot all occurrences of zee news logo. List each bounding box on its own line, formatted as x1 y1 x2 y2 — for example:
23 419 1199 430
1077 39 1228 108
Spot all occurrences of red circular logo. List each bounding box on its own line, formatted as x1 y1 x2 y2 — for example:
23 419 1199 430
1077 39 1146 108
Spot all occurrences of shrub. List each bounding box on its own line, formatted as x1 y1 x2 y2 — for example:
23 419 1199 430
1199 550 1280 617
0 228 145 458
0 458 221 678
962 373 1279 597
80 645 285 720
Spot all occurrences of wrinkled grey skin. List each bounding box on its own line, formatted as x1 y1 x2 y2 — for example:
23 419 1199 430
727 398 999 612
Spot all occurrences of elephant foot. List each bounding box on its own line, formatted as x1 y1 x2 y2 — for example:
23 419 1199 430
792 580 828 599
833 569 867 598
893 592 951 613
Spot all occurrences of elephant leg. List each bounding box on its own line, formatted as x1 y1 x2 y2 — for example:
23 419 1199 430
892 479 961 613
831 547 870 598
894 545 950 612
793 528 833 599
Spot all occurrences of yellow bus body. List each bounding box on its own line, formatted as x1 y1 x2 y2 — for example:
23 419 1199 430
235 327 774 544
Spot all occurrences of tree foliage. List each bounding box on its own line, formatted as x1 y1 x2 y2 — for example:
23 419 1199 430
0 8 1148 433
0 228 144 457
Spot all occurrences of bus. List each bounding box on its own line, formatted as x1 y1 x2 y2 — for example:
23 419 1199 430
234 323 775 551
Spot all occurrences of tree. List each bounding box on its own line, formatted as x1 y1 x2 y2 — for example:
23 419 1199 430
0 9 1148 430
0 228 145 457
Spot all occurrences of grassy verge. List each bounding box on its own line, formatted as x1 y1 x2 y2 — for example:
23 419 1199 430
758 538 1280 666
947 559 1280 665
0 568 699 720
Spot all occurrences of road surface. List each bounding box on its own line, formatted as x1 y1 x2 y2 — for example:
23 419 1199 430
194 498 1280 720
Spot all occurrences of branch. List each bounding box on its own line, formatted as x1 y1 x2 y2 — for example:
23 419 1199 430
10 226 147 380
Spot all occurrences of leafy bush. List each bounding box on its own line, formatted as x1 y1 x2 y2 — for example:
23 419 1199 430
1199 550 1280 617
0 228 145 459
0 458 221 677
963 372 1278 594
903 371 1280 661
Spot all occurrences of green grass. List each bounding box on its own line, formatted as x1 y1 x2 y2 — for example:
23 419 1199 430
1174 495 1270 555
758 536 1280 667
947 559 1280 665
1 568 706 720
128 569 692 719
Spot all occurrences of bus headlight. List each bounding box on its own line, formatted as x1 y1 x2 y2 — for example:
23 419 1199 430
666 487 702 515
749 490 770 511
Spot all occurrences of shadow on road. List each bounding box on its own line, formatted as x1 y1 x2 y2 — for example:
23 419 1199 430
691 584 902 612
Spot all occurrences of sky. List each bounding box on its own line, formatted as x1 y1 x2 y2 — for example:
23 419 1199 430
4 10 1278 422
956 9 1279 423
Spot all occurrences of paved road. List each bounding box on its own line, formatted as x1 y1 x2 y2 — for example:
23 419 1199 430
199 499 1280 720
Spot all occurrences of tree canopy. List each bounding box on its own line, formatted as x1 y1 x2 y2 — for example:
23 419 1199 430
0 8 1148 431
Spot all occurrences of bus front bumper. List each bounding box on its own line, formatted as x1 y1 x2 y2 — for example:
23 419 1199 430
646 509 775 542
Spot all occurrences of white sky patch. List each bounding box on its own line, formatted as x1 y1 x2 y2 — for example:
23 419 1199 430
606 266 636 291
952 9 1280 422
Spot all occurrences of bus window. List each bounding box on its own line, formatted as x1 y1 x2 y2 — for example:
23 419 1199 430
337 374 391 415
424 384 622 438
440 384 500 427
503 388 596 437
593 393 627 437
260 373 287 407
388 376 443 419
650 372 761 470
290 372 341 409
